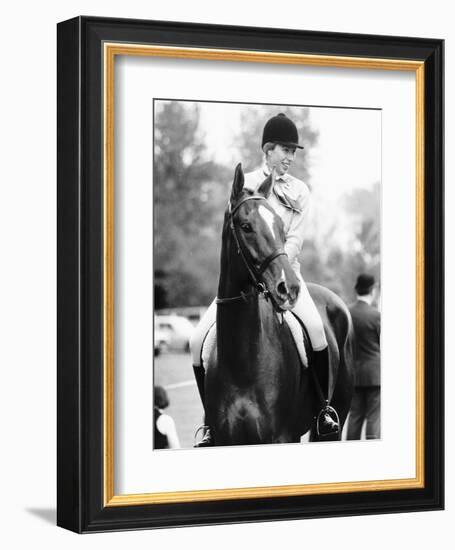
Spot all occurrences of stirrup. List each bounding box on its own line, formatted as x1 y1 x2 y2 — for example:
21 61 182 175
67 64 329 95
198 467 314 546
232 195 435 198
193 424 214 447
316 404 340 437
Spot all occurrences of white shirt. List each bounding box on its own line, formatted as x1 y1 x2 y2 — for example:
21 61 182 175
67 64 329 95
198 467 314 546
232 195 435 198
156 412 180 449
357 294 374 306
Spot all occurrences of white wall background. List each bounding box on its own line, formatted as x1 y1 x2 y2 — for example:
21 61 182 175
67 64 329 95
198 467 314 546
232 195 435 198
0 0 451 547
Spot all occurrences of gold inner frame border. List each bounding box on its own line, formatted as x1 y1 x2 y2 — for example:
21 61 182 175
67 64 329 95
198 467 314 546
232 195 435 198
103 43 425 506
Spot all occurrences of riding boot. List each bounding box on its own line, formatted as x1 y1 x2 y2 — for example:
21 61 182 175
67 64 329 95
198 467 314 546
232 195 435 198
192 365 214 447
312 347 340 437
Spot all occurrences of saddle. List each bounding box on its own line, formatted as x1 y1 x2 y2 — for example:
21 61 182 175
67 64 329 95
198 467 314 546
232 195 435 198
281 311 309 368
201 313 310 369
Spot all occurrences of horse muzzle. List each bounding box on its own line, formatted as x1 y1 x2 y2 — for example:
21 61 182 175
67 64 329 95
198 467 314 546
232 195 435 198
273 277 300 311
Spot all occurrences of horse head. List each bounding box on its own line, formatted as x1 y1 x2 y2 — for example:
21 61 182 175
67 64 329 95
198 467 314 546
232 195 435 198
220 163 300 311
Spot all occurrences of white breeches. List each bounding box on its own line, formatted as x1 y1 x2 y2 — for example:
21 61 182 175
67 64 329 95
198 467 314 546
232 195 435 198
292 272 328 351
190 298 218 366
190 272 328 367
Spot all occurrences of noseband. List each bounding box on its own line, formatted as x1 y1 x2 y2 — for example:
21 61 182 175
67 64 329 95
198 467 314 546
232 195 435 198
216 195 287 305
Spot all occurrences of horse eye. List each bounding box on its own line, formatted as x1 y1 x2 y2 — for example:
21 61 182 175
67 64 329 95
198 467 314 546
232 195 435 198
240 222 253 233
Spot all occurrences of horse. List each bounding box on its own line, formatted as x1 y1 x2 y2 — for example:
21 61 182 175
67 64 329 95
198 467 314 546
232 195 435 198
204 163 354 445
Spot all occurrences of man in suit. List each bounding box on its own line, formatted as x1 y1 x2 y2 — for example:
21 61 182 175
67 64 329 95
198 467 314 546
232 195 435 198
347 274 381 440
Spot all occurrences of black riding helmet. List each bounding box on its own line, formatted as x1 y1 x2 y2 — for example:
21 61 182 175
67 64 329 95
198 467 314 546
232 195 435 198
261 113 304 149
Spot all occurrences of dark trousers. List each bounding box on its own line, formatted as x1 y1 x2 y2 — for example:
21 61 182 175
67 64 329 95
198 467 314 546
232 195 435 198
347 386 381 440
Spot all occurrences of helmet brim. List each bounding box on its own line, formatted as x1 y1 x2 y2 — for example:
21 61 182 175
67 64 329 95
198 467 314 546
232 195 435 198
275 141 304 150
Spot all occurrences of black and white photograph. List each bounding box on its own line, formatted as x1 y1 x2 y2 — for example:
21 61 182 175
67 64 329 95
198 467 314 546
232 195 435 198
153 99 381 449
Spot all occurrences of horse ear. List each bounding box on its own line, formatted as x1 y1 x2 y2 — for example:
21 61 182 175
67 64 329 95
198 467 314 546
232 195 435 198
256 167 275 198
230 163 244 202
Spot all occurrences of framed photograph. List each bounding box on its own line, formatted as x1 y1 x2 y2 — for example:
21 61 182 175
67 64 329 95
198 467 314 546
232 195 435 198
57 16 444 532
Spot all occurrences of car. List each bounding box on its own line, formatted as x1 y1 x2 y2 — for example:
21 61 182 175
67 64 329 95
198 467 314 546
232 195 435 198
154 315 195 353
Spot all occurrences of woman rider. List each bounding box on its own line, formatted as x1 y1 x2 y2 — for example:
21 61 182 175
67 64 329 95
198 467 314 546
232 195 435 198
190 113 339 446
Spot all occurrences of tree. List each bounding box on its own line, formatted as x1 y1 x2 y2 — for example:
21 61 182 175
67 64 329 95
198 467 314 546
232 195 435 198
154 101 230 307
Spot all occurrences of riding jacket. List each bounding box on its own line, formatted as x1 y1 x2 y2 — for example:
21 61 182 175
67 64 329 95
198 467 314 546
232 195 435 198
243 167 311 274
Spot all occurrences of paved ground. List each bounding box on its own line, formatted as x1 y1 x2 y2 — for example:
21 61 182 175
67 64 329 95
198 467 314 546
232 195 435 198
154 351 203 448
154 351 361 448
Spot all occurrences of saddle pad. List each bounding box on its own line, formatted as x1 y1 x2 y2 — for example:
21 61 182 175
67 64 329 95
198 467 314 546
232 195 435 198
282 311 308 368
201 323 217 368
201 316 308 369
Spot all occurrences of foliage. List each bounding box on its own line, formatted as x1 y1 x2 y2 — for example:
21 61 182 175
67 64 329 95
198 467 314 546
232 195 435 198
154 102 230 307
300 182 381 303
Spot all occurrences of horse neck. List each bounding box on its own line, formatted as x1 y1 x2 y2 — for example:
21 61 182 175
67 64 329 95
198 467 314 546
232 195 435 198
217 223 247 299
216 224 277 367
217 295 270 368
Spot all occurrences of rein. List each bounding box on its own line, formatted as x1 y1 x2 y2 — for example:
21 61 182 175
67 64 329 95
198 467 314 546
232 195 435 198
216 195 287 306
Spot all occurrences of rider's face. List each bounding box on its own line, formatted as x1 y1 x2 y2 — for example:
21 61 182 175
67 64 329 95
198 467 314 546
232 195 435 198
266 144 297 176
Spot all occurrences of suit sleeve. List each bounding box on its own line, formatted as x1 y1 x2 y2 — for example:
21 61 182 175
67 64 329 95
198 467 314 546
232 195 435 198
284 185 311 264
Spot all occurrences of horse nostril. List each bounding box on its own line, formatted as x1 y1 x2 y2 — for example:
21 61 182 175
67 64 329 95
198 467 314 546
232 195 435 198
276 280 288 296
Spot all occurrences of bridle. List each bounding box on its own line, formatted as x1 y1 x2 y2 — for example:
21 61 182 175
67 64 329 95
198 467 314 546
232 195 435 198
216 195 287 306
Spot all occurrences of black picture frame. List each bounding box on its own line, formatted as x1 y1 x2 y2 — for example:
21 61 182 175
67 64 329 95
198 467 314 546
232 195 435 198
57 16 444 533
